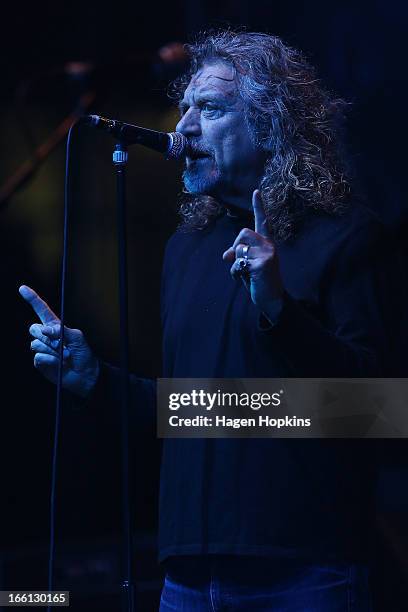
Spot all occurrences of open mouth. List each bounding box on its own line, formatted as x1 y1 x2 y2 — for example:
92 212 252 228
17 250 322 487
186 148 212 162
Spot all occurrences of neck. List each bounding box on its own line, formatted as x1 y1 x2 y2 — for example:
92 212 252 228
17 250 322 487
217 187 256 216
215 167 265 212
224 202 253 220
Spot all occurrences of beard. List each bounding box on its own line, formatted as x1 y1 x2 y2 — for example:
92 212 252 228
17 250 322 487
182 158 221 195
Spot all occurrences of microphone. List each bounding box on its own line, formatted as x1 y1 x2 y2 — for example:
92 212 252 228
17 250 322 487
80 114 187 159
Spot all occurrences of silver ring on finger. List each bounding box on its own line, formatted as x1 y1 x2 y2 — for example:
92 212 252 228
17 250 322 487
237 257 250 273
242 244 250 261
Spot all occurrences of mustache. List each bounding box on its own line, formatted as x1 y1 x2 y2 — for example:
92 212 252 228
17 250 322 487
186 141 213 158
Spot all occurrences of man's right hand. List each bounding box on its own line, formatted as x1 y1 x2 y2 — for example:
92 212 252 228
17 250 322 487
19 285 100 398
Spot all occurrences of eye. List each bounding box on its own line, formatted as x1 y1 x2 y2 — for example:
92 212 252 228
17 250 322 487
200 102 223 117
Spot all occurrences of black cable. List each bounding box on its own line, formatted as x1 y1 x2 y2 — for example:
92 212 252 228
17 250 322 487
47 123 76 611
114 150 135 611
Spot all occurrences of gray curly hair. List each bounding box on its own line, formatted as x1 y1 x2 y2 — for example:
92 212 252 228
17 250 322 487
171 30 350 241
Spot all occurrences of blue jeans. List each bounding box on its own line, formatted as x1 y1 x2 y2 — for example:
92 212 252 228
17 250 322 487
159 556 373 611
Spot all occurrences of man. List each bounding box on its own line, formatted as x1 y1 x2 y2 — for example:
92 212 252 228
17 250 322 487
21 31 394 610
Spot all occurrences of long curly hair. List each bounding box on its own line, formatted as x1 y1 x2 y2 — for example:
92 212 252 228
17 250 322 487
171 30 351 242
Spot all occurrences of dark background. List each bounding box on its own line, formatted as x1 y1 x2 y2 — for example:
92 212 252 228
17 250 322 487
1 0 407 609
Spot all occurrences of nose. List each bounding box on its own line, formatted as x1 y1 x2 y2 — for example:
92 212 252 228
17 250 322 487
176 108 201 137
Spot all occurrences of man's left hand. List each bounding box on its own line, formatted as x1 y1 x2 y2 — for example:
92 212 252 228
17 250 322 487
222 190 284 313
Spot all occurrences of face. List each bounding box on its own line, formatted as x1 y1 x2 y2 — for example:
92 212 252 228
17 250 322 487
176 61 267 210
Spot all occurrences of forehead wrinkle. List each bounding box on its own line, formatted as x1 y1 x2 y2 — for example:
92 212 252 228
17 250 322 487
192 73 235 92
182 75 237 107
191 62 234 82
200 72 234 83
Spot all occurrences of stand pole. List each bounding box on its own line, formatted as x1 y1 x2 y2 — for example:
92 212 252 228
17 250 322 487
113 142 135 612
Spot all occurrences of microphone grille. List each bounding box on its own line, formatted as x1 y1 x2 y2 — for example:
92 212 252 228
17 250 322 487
167 132 187 160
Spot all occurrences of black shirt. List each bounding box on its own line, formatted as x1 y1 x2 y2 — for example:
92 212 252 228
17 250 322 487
97 203 395 563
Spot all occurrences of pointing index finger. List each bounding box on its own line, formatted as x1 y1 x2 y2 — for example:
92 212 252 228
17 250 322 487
252 189 268 237
19 285 60 325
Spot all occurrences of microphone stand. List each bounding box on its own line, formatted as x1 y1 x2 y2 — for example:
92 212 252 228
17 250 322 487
113 142 135 612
